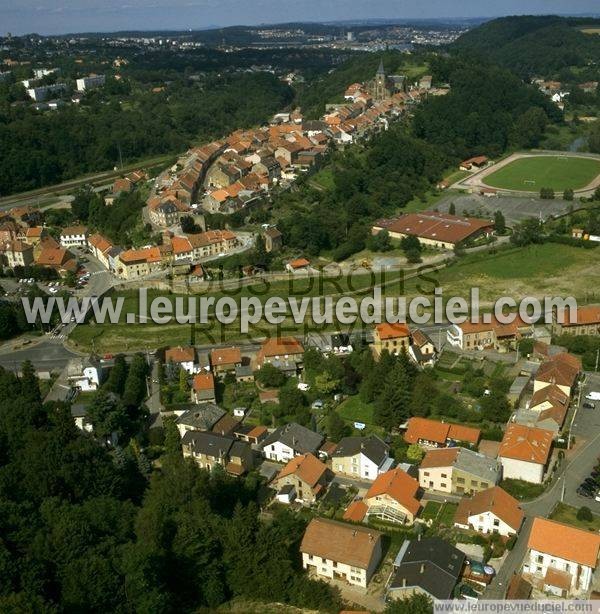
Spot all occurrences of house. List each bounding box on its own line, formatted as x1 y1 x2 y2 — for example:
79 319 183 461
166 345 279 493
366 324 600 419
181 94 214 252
553 305 600 336
409 329 437 367
360 467 421 525
256 336 304 370
533 353 580 397
181 430 253 475
210 347 242 375
116 247 162 279
165 346 196 374
66 357 105 391
454 486 524 537
523 517 600 596
60 225 88 248
71 403 93 433
233 423 268 445
263 226 282 252
301 518 383 588
286 257 311 273
387 537 465 601
372 211 494 249
88 234 114 269
419 447 501 495
527 384 570 432
460 156 489 171
371 323 410 357
1 240 34 268
76 74 105 91
446 316 530 351
260 422 324 463
498 424 553 484
331 435 393 480
36 246 77 276
175 404 226 437
271 453 331 505
404 417 481 448
191 372 216 404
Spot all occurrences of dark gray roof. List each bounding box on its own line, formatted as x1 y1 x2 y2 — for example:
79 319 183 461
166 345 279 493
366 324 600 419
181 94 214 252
261 422 323 455
176 403 225 431
235 364 254 378
390 538 465 600
332 435 389 466
230 440 251 458
181 430 235 457
71 403 88 418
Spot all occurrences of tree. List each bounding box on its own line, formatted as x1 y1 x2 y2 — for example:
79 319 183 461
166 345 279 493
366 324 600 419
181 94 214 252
315 371 341 395
374 360 413 429
493 210 506 234
563 188 574 201
366 229 392 252
510 218 543 246
577 506 593 522
449 202 456 215
540 187 555 200
87 389 129 444
103 354 128 395
384 593 432 614
255 363 286 388
326 411 350 442
406 444 424 462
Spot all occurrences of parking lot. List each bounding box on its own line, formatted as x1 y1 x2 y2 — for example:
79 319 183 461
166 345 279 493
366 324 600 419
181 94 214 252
564 371 600 510
436 193 575 225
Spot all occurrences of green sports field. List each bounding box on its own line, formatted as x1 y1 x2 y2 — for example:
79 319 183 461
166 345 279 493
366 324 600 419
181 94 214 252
483 155 600 191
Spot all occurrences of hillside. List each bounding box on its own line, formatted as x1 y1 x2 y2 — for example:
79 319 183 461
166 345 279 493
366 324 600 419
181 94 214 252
452 15 600 78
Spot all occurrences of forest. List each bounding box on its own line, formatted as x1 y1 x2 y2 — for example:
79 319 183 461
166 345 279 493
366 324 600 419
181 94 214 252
452 15 600 79
0 363 344 612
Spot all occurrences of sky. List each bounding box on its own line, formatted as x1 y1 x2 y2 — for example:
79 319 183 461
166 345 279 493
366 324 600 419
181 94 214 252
1 0 599 36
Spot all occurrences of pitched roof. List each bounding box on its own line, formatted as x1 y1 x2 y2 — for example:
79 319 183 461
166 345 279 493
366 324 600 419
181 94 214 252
210 346 242 367
375 322 410 340
404 417 480 446
454 486 523 531
287 257 310 269
273 453 328 488
300 518 382 569
366 468 421 516
535 354 580 389
375 211 493 245
529 384 569 410
390 537 465 600
261 422 323 455
333 434 388 464
499 424 553 465
181 430 235 458
257 336 304 362
61 225 88 236
421 447 500 482
344 500 368 522
192 372 214 392
561 305 600 327
165 346 195 364
528 517 600 568
176 404 225 430
89 233 112 254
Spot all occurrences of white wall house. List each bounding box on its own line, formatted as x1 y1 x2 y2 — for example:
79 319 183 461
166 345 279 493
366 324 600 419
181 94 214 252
456 510 515 538
264 440 295 463
60 226 88 248
76 74 106 91
498 456 544 484
68 363 101 392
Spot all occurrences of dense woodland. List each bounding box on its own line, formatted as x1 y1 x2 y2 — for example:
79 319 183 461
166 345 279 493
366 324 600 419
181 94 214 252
452 15 600 79
0 364 343 612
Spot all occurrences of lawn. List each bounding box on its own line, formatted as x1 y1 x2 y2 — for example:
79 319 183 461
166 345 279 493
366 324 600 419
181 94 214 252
422 501 441 521
549 502 600 531
336 396 375 425
483 155 600 192
500 478 546 501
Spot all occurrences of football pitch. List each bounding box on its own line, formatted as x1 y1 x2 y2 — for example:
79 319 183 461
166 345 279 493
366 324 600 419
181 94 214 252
483 155 600 192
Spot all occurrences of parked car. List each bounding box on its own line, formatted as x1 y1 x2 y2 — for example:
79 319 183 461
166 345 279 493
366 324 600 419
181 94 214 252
578 487 594 498
583 402 595 410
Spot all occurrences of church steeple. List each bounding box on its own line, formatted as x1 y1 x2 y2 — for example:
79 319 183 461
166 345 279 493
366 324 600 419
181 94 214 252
377 59 385 76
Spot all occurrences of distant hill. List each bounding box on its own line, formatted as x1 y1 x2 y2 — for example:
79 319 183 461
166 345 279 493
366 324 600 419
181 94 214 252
452 15 600 78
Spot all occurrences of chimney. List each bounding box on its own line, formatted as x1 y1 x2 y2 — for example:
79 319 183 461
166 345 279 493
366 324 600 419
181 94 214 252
420 564 425 574
402 577 407 588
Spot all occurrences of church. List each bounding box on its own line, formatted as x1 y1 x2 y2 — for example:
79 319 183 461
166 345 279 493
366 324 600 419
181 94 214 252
368 60 407 100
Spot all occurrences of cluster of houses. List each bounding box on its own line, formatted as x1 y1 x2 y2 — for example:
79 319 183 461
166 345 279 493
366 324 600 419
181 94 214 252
143 62 436 227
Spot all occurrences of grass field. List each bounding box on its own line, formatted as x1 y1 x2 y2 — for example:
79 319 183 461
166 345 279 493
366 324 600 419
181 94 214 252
549 502 600 531
484 155 600 192
336 396 375 425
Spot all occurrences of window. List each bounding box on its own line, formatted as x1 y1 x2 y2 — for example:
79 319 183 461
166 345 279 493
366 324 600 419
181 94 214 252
441 473 447 478
441 483 447 488
537 555 544 564
333 562 337 568
493 519 500 527
480 482 488 489
423 471 430 477
456 477 465 484
308 554 313 560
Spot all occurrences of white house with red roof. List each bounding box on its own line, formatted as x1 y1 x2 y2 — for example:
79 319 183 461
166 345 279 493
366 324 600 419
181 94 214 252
498 424 553 484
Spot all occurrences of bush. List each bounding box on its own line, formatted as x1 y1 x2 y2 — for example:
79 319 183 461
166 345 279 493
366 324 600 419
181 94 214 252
577 506 593 522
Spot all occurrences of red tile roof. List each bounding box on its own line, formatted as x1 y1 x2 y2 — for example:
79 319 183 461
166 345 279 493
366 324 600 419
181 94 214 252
528 517 600 568
374 211 494 245
343 500 368 522
192 372 214 392
404 417 480 446
366 468 421 516
454 486 523 531
499 424 553 465
165 346 195 364
274 453 328 488
375 322 410 340
210 347 242 367
257 337 304 363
